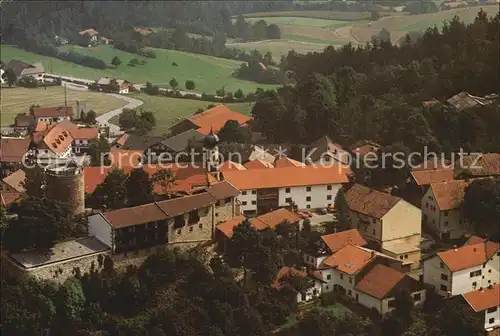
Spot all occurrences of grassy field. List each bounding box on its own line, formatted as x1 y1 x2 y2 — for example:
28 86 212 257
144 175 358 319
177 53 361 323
240 10 372 21
244 16 352 29
1 44 278 94
0 86 127 126
108 93 255 136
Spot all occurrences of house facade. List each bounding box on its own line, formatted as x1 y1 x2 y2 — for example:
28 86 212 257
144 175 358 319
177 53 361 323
222 165 350 215
462 284 500 333
32 106 73 124
78 29 99 47
34 123 74 166
272 266 324 304
423 239 500 297
5 60 45 81
88 181 240 253
346 184 422 270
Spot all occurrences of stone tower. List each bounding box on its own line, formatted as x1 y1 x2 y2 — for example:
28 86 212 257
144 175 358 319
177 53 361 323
203 127 221 181
44 161 85 215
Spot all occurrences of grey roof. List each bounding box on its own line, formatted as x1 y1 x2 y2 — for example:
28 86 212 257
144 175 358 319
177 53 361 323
6 60 44 77
161 129 204 152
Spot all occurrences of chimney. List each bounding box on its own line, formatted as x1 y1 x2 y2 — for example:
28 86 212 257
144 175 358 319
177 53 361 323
453 245 458 251
302 266 307 273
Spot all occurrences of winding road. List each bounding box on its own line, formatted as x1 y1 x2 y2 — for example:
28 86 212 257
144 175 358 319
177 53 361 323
95 94 143 135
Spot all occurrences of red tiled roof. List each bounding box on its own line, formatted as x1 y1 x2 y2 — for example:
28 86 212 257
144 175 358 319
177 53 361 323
345 184 401 219
114 133 129 147
215 215 246 239
35 121 48 132
0 137 31 163
102 203 167 229
272 266 307 290
255 208 300 229
108 149 143 168
430 179 475 211
411 169 455 186
322 245 376 274
464 235 487 246
70 127 99 140
355 264 405 299
274 157 305 168
321 229 368 253
2 169 26 192
219 160 247 171
33 106 73 118
222 165 350 190
41 122 73 154
456 153 500 178
462 284 500 312
437 241 500 272
186 105 251 135
244 159 274 169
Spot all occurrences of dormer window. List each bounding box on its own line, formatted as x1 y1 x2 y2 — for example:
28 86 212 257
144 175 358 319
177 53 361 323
52 143 57 148
59 135 64 141
56 139 61 144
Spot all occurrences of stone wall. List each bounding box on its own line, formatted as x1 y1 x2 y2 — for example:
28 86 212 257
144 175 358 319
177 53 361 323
168 206 214 244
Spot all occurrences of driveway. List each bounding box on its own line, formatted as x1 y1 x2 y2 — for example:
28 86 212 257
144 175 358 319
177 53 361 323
96 94 144 136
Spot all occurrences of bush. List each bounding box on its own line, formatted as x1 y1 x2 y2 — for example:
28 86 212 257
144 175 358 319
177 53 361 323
320 291 338 307
128 58 140 66
137 49 156 58
18 75 39 88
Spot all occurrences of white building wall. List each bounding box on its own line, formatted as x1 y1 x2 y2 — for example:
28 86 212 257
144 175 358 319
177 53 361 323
296 280 322 303
453 265 490 296
423 255 453 297
279 184 342 210
237 189 257 213
88 214 113 250
484 306 500 330
303 254 328 270
356 291 381 313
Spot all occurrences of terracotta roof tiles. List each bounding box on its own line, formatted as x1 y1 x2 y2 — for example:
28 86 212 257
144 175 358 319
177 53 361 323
430 179 474 211
32 106 73 118
345 184 401 219
437 240 499 272
355 264 406 299
219 160 247 171
2 169 26 192
102 203 167 229
215 215 246 239
41 122 73 154
186 105 251 135
462 284 500 312
244 159 274 169
0 137 31 163
455 153 500 178
255 208 300 229
274 157 305 168
156 193 216 217
322 245 376 274
321 229 368 253
205 181 240 200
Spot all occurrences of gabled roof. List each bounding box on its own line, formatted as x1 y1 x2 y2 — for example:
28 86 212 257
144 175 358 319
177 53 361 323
429 179 473 211
321 229 368 253
322 245 376 274
70 127 99 140
108 149 143 168
215 215 247 239
274 157 305 168
348 140 381 157
185 105 251 135
2 169 26 192
41 122 73 154
462 284 500 312
222 165 350 190
79 28 99 36
455 153 500 178
244 159 274 169
155 193 216 217
345 184 401 219
411 169 454 186
205 181 240 200
101 203 167 229
307 136 350 164
6 60 44 77
219 160 247 171
113 133 129 147
35 121 48 132
0 137 31 163
464 235 487 245
354 264 406 300
161 129 204 152
437 240 499 272
256 208 301 229
32 106 73 118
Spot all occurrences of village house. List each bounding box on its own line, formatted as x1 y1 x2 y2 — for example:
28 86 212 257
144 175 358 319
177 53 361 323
0 137 31 177
31 106 73 124
454 153 500 179
169 105 252 136
5 60 45 81
347 139 381 183
445 91 497 112
52 120 100 155
410 158 455 194
13 113 36 133
95 77 133 94
421 179 476 240
32 122 74 165
77 28 99 47
423 237 500 297
272 266 324 304
222 164 351 215
87 181 240 253
1 169 26 193
305 136 350 166
346 184 422 270
302 228 368 269
462 284 500 334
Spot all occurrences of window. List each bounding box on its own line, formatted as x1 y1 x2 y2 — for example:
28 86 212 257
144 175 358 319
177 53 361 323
340 274 344 280
489 318 495 324
188 210 200 224
470 270 481 277
327 185 332 190
489 269 492 273
327 274 331 280
348 289 352 296
215 213 219 217
441 274 448 281
242 201 247 206
472 282 477 287
372 229 376 235
440 284 447 292
251 201 256 205
199 223 203 229
327 195 332 200
285 188 290 193
426 203 428 208
306 205 311 209
388 299 396 308
306 196 311 202
444 210 448 217
242 191 247 195
487 307 498 313
225 197 231 203
251 190 256 195
433 219 436 224
404 254 408 259
400 255 404 260
306 186 311 192
285 197 292 203
189 226 193 232
413 293 421 302
440 262 444 269
349 277 352 284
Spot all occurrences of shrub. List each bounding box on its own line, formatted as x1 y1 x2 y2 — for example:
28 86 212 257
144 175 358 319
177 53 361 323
18 75 39 88
128 58 140 66
138 49 156 58
320 291 338 307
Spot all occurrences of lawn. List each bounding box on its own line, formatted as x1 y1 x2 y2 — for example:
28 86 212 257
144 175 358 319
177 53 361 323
1 44 278 94
228 40 328 58
0 86 127 126
240 10 372 21
108 93 255 136
243 16 351 29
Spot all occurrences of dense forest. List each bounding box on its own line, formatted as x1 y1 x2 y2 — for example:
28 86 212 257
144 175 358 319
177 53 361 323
251 11 500 156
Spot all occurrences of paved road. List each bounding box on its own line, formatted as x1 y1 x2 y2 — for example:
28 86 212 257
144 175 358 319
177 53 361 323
96 94 144 135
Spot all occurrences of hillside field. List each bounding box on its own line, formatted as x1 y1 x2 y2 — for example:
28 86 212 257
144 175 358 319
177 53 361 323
229 6 499 57
0 86 127 126
108 93 254 136
1 45 278 94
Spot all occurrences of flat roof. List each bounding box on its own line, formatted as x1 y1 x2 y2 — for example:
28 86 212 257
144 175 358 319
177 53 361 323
382 242 421 255
9 237 109 269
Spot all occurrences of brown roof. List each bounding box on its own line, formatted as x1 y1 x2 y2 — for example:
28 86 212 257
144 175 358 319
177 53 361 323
412 158 453 171
102 203 167 229
272 266 308 290
134 27 154 36
79 28 99 36
35 121 48 132
186 105 251 135
32 106 73 118
455 153 500 178
345 184 401 219
107 149 143 168
1 191 21 207
348 140 381 157
462 284 500 312
430 179 473 211
437 240 499 272
15 114 35 128
411 169 455 186
0 137 31 163
255 208 301 229
355 264 406 299
215 215 247 239
219 160 247 171
322 245 376 274
41 122 74 154
244 159 274 169
155 193 215 217
206 181 240 200
274 157 305 168
321 229 368 253
2 169 26 192
222 165 350 190
464 235 487 245
70 127 99 140
114 133 129 147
